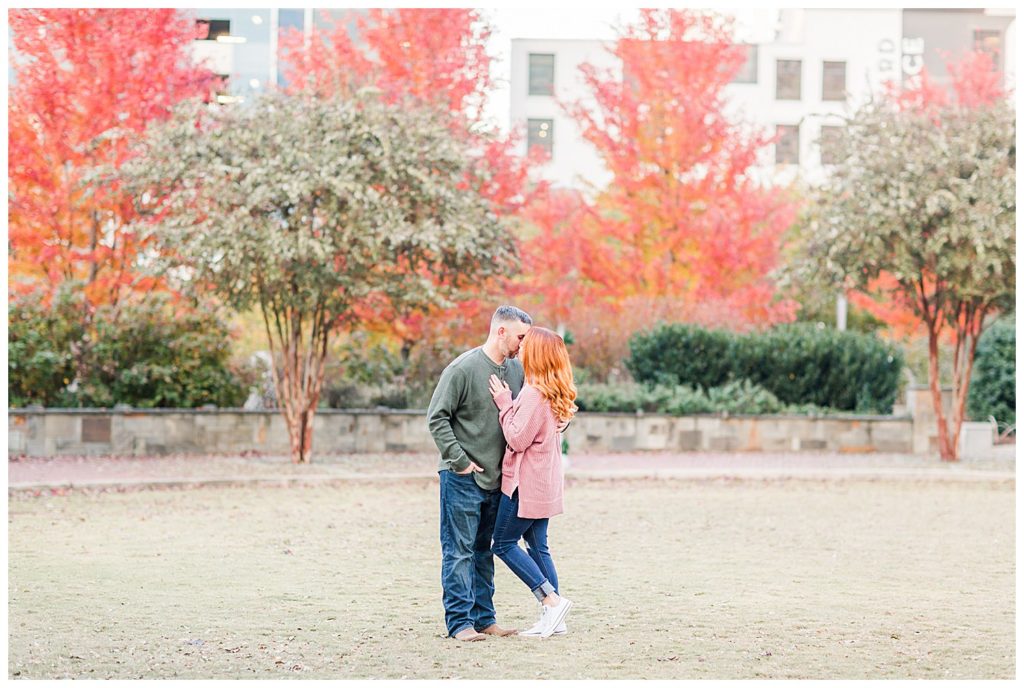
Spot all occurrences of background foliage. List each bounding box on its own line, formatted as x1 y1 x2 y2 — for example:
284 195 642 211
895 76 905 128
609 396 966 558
626 323 905 413
9 287 255 408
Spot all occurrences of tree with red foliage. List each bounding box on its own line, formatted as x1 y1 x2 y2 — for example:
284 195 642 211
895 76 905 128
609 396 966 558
511 188 606 334
8 9 218 308
561 9 798 330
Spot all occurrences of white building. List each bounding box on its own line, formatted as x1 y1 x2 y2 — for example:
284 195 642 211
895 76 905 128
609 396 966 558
510 8 1015 190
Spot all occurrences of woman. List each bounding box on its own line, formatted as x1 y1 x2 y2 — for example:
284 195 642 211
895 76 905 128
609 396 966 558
487 326 577 639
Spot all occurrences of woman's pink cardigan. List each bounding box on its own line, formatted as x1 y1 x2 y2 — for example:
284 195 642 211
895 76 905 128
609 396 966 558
493 384 564 519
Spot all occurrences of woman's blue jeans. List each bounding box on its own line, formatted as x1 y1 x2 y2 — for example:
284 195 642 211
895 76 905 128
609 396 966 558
490 490 559 601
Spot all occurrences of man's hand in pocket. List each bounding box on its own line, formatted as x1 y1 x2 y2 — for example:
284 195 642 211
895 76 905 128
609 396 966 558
455 461 484 475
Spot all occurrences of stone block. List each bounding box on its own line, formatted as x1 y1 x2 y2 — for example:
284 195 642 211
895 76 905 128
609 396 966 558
739 421 763 451
761 436 790 452
676 430 702 451
959 422 995 461
44 415 79 440
636 418 668 450
875 438 913 453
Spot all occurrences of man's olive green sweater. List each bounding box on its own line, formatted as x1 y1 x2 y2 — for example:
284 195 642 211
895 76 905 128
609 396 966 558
427 347 524 490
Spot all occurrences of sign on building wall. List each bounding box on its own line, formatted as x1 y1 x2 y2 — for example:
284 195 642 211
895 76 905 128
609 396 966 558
901 36 925 86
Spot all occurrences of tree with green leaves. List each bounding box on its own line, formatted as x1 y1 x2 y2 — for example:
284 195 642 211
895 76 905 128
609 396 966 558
116 91 513 462
797 54 1015 460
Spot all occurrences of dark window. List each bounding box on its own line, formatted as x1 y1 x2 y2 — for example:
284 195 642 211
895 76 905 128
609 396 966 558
213 73 231 100
822 61 847 101
527 118 553 156
776 59 802 100
775 124 799 165
732 45 758 83
973 29 1002 70
529 53 555 96
818 125 843 165
196 19 230 40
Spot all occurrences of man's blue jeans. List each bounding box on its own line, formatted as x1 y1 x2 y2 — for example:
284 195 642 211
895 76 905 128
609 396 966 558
439 470 502 637
490 490 559 602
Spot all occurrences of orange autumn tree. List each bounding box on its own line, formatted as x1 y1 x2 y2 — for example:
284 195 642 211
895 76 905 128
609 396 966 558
562 9 798 332
8 9 217 308
279 9 542 360
512 188 604 334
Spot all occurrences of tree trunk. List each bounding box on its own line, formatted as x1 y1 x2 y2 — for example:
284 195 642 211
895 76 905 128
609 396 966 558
926 325 957 461
946 304 985 464
282 396 321 464
260 298 331 464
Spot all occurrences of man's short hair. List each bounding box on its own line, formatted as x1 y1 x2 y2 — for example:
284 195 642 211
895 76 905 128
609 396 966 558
491 305 533 326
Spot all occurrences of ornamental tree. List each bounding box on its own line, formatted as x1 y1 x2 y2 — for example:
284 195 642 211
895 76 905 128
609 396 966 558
843 51 1012 340
798 59 1015 461
116 92 513 463
278 9 542 355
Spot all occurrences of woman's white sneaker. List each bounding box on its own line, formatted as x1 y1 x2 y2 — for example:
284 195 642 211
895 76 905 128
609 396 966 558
519 607 567 637
539 597 572 638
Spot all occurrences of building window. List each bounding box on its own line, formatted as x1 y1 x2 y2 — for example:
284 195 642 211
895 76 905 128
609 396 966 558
775 124 799 165
196 19 230 40
527 118 554 156
973 29 1002 70
776 59 802 100
278 9 304 31
529 53 555 96
731 45 758 83
818 125 843 165
822 61 846 101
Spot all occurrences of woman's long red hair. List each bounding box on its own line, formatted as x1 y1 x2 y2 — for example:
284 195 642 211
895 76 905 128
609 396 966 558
520 327 578 423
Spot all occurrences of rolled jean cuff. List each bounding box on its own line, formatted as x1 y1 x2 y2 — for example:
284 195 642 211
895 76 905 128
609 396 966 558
532 580 556 602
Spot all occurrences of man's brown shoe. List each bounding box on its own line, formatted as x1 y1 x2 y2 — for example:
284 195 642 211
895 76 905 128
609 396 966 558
479 624 517 637
454 628 487 642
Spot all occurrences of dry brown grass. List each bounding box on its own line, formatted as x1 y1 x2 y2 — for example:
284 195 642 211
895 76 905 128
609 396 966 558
8 477 1014 679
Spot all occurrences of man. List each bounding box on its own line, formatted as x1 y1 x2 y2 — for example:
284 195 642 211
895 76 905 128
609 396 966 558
427 305 533 642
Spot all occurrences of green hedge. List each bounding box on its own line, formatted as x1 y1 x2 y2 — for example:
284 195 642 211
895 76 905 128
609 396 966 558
625 322 904 413
9 287 255 408
967 317 1015 427
576 380 835 416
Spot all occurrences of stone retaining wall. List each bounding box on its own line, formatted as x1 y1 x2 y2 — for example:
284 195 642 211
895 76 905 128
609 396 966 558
10 385 1008 459
8 407 916 457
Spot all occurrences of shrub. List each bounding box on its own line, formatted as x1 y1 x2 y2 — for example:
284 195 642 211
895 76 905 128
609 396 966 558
740 324 904 413
626 322 904 413
967 317 1015 427
625 323 733 388
575 381 833 416
322 333 465 410
705 379 786 414
8 289 84 407
575 383 690 413
8 286 255 408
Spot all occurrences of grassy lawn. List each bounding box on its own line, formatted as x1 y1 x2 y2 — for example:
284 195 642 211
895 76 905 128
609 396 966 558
8 477 1014 679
